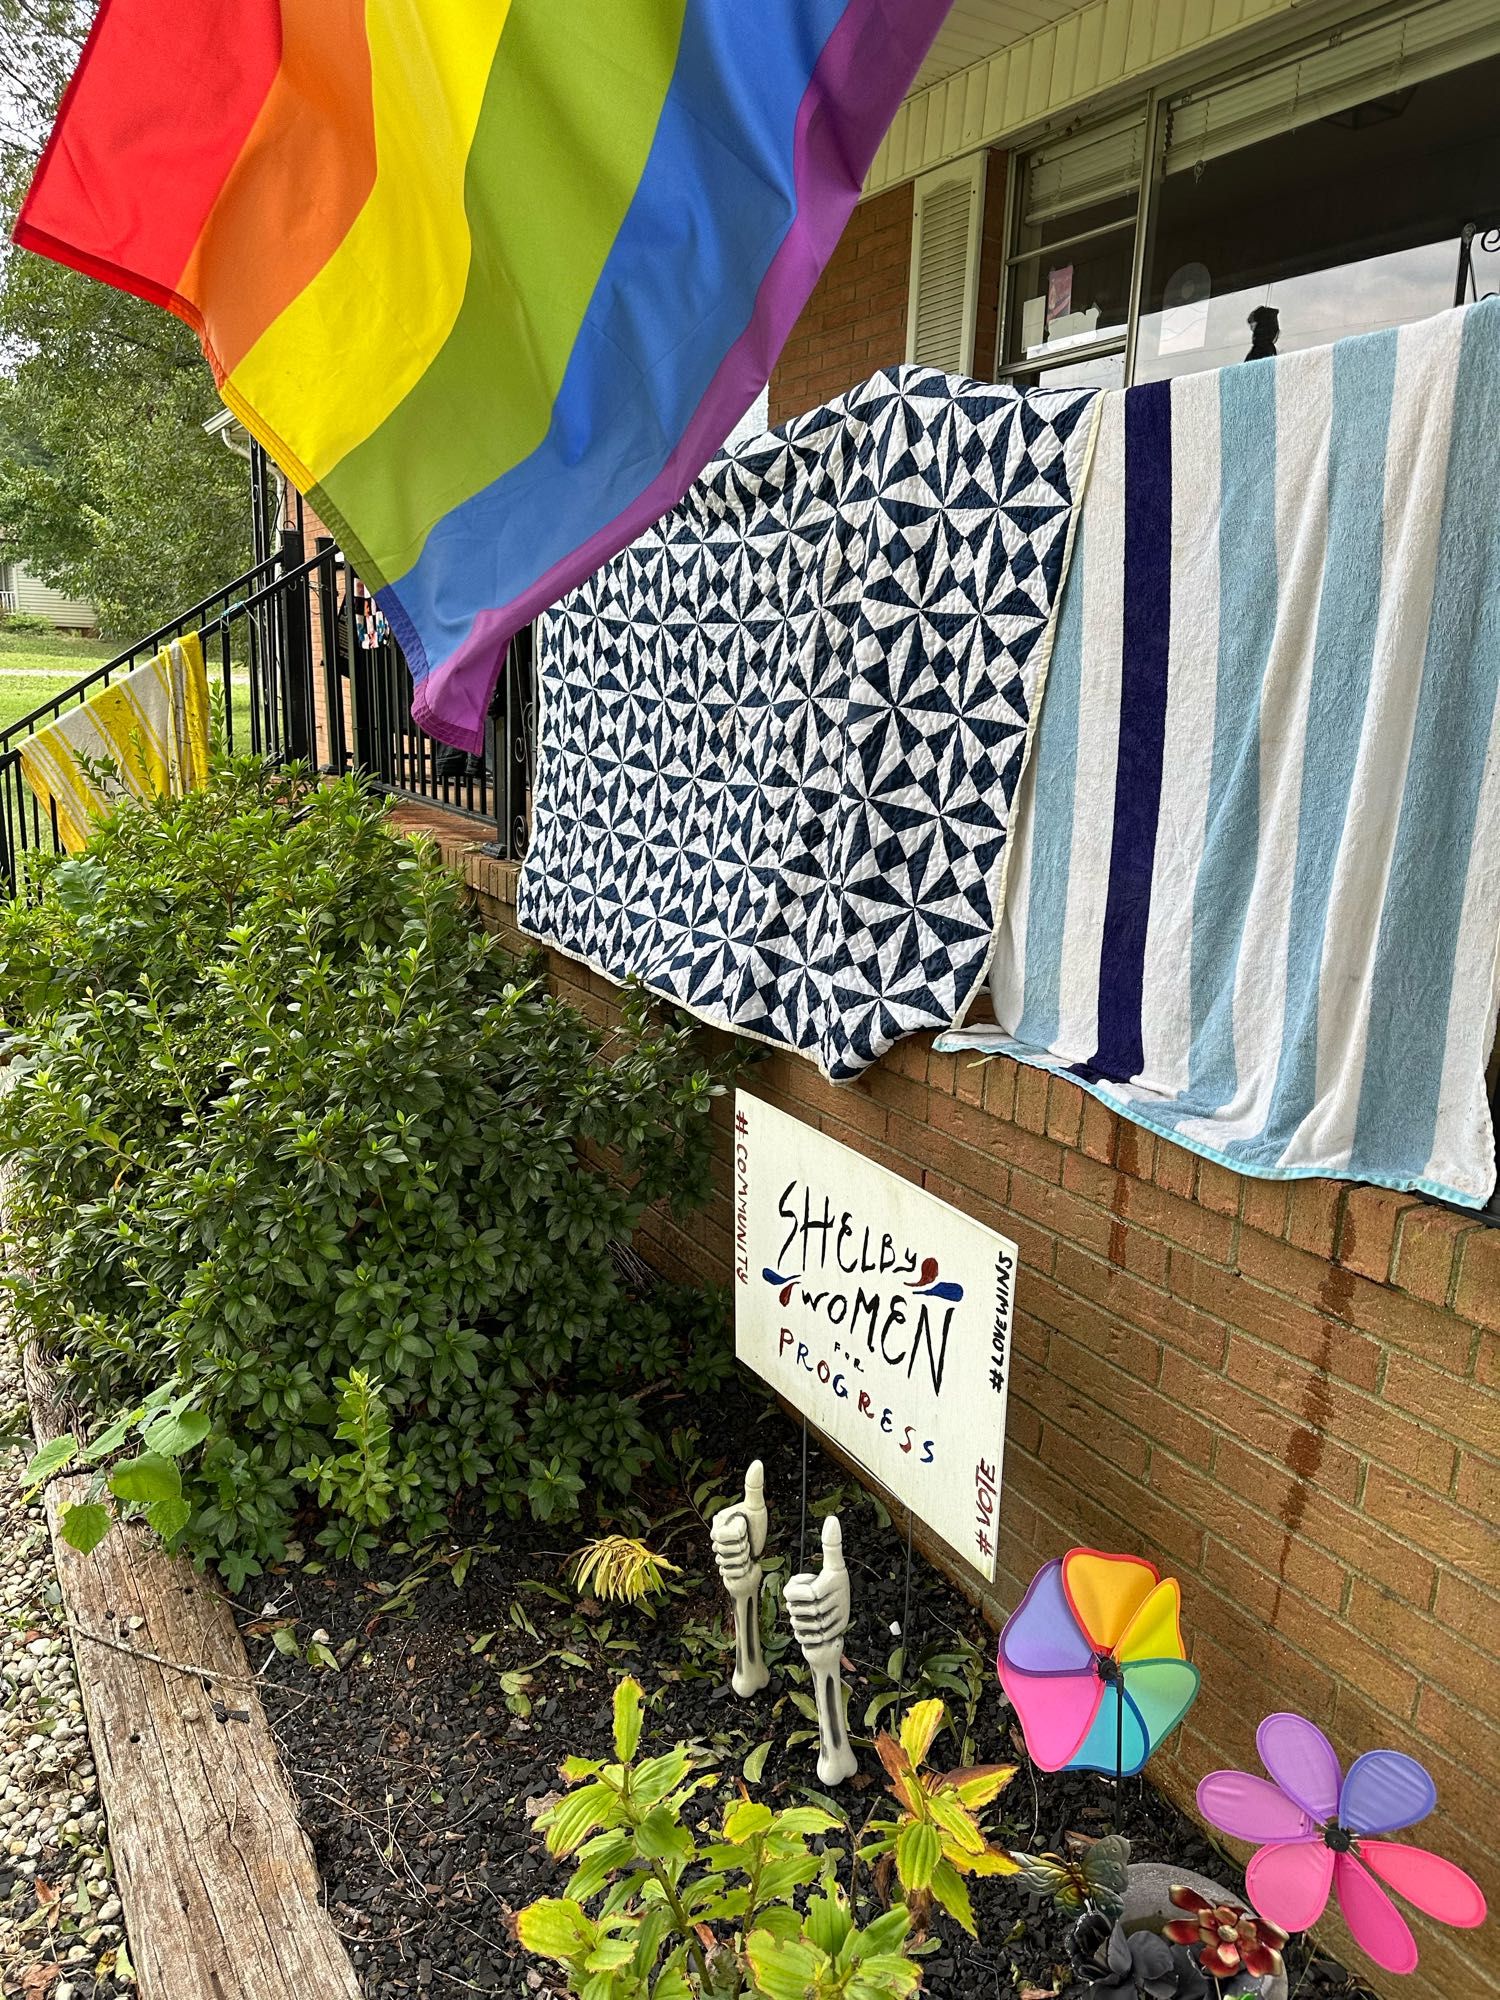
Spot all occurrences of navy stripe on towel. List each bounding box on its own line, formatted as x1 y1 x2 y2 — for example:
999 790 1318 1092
1091 379 1173 1081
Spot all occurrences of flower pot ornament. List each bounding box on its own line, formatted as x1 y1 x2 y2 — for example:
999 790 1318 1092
998 1548 1200 1777
1197 1712 1487 1975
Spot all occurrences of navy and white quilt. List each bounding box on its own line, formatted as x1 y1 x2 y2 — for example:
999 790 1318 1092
517 366 1099 1080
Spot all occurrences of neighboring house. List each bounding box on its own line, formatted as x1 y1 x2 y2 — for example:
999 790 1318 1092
0 559 96 631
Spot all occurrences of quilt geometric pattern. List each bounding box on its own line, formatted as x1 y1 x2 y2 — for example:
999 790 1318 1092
518 365 1099 1080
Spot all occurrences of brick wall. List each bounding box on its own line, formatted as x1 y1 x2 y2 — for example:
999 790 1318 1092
455 845 1497 2000
769 152 1010 428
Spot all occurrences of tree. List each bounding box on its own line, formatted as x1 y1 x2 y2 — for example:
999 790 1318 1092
0 1 252 638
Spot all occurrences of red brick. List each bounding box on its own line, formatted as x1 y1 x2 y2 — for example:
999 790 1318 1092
1239 1178 1290 1239
1111 1119 1156 1182
1050 1331 1213 1466
1151 1138 1196 1201
1045 1073 1083 1146
1236 1228 1479 1372
1199 1526 1346 1619
1391 1204 1473 1307
980 1056 1016 1123
1195 1160 1241 1216
1382 1350 1493 1454
1079 1095 1119 1164
1065 1244 1229 1367
1007 1167 1117 1259
1222 1336 1456 1493
1363 1467 1499 1586
1432 1568 1497 1646
1415 1681 1500 1787
1455 1449 1498 1517
1335 1184 1417 1282
1454 1225 1500 1330
1285 1179 1345 1259
1026 1281 1161 1384
1012 1064 1051 1135
1168 1250 1383 1388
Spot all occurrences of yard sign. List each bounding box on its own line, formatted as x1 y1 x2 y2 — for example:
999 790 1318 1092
733 1093 1016 1580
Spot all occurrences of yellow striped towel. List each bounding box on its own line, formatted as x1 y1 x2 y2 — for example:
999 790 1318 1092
17 633 211 852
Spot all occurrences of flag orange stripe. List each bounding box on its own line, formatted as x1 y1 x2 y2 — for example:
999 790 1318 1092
177 0 377 381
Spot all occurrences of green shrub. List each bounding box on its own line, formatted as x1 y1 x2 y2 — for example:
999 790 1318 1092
0 610 58 636
0 760 738 1585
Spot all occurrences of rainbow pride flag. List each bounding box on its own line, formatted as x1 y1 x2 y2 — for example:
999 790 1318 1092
15 2 950 751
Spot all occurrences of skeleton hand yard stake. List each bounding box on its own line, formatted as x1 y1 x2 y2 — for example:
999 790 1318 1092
786 1514 857 1785
711 1460 770 1697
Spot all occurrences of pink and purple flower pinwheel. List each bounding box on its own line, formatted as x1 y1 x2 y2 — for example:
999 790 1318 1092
1197 1713 1487 1974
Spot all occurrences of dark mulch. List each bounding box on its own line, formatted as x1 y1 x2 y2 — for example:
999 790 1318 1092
239 1373 1376 2000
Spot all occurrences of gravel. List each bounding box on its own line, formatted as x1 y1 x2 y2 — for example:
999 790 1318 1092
0 1329 130 2000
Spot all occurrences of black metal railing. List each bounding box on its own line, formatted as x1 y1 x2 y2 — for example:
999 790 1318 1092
0 529 536 893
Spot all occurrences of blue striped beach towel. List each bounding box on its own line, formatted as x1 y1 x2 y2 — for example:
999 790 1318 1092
939 299 1500 1208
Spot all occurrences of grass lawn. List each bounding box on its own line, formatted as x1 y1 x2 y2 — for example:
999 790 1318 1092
0 625 253 743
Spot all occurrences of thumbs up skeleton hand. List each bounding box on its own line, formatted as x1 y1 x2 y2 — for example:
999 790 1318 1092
785 1514 858 1785
711 1460 769 1697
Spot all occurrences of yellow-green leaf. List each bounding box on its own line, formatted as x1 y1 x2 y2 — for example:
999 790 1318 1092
894 1819 941 1893
517 1897 594 1964
943 1763 1017 1808
898 1698 946 1768
723 1799 774 1842
930 1856 976 1935
612 1675 644 1763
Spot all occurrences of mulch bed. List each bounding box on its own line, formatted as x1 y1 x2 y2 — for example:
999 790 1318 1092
238 1373 1376 2000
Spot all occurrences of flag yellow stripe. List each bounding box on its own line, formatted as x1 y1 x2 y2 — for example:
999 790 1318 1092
224 0 512 491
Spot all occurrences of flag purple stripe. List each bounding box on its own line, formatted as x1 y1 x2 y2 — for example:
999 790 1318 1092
400 0 950 751
1090 379 1173 1081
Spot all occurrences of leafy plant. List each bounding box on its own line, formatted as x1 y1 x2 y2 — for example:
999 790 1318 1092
0 762 740 1583
569 1534 682 1605
1012 1833 1132 1918
857 1698 1017 1935
520 1677 922 1998
1066 1913 1210 2000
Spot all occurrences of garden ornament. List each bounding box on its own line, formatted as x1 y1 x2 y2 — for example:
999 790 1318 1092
1067 1914 1210 2000
785 1513 858 1785
998 1548 1200 1779
710 1459 770 1697
1197 1711 1487 1974
1163 1885 1287 1983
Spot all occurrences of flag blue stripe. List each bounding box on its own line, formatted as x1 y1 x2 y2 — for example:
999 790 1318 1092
1090 380 1172 1081
1350 305 1500 1178
1013 519 1087 1049
1241 329 1398 1160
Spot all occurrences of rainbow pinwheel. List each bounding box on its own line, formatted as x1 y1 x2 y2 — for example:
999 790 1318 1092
1197 1713 1487 1975
997 1549 1200 1777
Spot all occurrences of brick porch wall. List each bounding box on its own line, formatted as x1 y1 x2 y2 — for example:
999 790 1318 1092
769 151 1010 428
449 844 1497 2000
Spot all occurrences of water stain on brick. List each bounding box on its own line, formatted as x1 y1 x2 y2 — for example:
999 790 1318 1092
1272 1318 1335 1625
1108 1127 1139 1267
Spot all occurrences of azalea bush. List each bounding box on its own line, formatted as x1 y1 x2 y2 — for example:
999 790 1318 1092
0 760 737 1584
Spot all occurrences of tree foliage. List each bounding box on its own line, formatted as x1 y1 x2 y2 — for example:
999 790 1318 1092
0 0 251 637
0 763 740 1586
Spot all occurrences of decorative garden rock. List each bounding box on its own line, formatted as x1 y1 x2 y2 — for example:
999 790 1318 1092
710 1460 769 1697
785 1514 857 1785
1120 1864 1288 2000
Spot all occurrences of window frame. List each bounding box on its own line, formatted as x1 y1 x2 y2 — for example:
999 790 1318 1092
990 0 1500 390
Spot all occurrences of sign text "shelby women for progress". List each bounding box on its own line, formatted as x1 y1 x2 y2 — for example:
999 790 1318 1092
733 1093 1016 1579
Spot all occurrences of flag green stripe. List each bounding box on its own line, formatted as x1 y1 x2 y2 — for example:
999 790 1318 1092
319 0 689 586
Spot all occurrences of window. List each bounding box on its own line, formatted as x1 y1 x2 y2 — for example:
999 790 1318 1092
995 2 1500 390
1138 50 1500 381
999 114 1146 389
